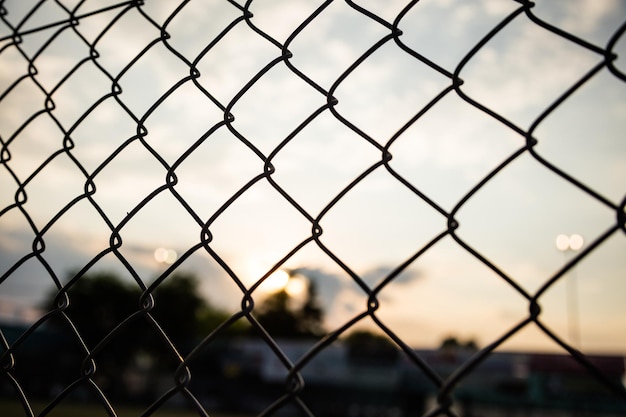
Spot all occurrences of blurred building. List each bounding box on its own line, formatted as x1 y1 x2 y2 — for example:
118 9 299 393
1 320 624 416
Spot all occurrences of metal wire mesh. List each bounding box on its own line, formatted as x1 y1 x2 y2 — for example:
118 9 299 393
1 0 625 416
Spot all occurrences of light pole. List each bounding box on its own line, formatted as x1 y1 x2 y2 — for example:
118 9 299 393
555 234 583 349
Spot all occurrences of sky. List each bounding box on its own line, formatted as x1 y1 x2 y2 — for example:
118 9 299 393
0 0 625 355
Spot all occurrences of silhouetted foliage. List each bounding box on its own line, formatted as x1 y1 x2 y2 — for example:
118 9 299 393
150 273 207 350
151 273 249 343
254 278 325 339
440 336 479 351
40 270 241 392
344 330 399 365
297 280 325 337
254 290 298 338
41 271 144 398
45 271 140 348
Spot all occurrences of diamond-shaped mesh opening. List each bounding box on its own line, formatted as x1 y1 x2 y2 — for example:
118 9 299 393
92 8 161 78
194 22 280 105
0 44 28 91
230 64 323 157
68 99 139 173
271 111 381 215
36 199 112 274
49 61 113 127
20 153 87 230
388 93 523 211
172 126 264 218
533 69 626 201
3 114 62 180
455 153 615 291
209 181 311 289
333 41 452 141
1 1 625 417
460 14 601 127
115 191 201 264
286 0 390 89
163 0 243 59
89 139 167 225
0 78 46 137
30 28 88 92
142 82 224 165
116 42 190 118
320 169 446 270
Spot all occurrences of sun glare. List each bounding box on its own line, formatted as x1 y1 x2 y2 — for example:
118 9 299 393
262 269 290 293
285 275 307 297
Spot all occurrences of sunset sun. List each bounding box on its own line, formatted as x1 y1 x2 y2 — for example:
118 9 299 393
261 269 290 293
256 269 308 297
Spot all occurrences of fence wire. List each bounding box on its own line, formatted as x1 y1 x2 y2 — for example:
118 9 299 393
0 0 625 416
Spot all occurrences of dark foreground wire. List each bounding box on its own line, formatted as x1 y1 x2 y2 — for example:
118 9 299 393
0 1 625 416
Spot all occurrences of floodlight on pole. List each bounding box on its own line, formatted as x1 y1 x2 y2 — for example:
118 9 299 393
555 234 584 252
556 234 583 349
154 247 178 265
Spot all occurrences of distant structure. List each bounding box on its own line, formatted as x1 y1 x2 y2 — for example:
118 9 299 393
1 319 623 417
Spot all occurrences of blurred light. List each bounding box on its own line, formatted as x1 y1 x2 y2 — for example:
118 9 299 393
154 248 178 264
569 234 584 251
285 275 308 297
556 234 584 252
263 269 290 293
556 234 570 251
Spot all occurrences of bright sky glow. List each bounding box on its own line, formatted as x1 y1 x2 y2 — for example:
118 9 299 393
0 0 625 355
260 269 291 294
285 274 308 298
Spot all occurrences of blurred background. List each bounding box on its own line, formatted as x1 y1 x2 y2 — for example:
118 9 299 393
0 0 625 416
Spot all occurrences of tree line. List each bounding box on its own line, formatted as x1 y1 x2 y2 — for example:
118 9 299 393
42 270 327 347
41 270 476 358
3 270 478 403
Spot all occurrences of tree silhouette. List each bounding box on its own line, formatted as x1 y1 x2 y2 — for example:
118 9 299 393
38 269 330 402
254 278 325 339
45 271 140 349
439 336 479 351
150 272 207 350
254 289 301 338
41 271 240 387
42 271 143 398
297 280 324 337
344 330 399 365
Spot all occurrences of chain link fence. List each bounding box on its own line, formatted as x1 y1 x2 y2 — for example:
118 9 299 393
1 0 625 416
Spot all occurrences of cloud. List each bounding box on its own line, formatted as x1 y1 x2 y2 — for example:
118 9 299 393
460 17 600 128
397 0 517 71
0 221 240 311
2 1 624 353
288 263 423 322
247 0 324 44
360 265 422 287
546 0 622 39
